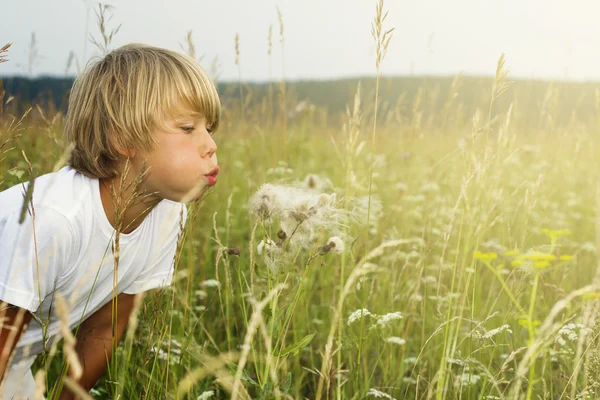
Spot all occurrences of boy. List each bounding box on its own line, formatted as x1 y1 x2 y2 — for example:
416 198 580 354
0 43 220 399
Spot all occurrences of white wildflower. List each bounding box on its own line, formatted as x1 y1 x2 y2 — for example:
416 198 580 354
201 279 220 288
581 242 596 253
482 324 513 339
403 356 417 364
150 346 166 359
347 309 372 326
386 337 406 345
409 293 423 302
447 358 464 366
402 377 418 385
367 388 396 399
267 166 294 176
376 312 403 327
453 372 480 388
556 323 591 346
194 290 207 299
197 390 215 400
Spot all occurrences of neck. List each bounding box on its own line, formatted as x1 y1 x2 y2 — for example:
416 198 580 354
99 176 162 234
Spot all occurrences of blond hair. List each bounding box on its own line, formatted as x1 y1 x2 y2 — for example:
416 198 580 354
64 43 221 179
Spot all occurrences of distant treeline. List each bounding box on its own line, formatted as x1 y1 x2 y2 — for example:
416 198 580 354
2 75 600 128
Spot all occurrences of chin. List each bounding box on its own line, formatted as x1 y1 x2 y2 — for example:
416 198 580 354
174 185 206 203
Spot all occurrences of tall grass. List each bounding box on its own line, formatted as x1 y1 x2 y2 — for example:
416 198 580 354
2 1 600 399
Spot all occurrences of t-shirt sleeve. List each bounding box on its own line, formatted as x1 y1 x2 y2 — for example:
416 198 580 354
0 206 74 312
123 203 187 295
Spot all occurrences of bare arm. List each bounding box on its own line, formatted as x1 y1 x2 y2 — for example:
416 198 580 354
0 303 33 383
58 293 136 400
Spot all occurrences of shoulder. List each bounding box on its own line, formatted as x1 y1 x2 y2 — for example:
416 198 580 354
0 166 92 221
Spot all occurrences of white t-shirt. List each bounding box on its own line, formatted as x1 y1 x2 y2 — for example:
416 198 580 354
0 166 187 363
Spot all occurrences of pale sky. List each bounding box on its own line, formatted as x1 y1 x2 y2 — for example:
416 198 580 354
2 0 600 81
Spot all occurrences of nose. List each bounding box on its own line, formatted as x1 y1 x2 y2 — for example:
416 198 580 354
200 135 217 159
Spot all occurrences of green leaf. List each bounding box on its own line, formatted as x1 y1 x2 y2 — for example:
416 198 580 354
277 333 316 357
283 372 292 392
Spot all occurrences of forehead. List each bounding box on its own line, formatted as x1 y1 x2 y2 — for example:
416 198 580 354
170 110 207 122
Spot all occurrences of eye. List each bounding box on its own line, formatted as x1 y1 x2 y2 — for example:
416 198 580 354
181 126 195 133
206 126 214 135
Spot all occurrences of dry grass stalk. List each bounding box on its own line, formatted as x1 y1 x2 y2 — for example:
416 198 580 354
508 283 600 397
90 3 121 56
176 352 244 397
55 293 83 380
230 284 288 399
315 240 409 400
371 0 394 71
34 369 46 400
0 43 11 64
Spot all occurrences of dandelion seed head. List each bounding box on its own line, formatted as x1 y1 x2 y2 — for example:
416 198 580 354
303 174 333 191
327 236 345 253
257 239 276 256
248 184 281 221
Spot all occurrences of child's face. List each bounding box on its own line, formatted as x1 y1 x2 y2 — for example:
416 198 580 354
133 110 218 203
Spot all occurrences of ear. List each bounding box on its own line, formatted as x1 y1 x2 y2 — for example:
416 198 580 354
110 134 138 159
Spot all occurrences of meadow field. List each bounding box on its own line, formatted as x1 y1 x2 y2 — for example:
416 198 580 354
2 3 600 400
